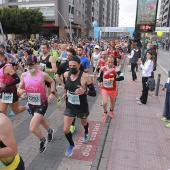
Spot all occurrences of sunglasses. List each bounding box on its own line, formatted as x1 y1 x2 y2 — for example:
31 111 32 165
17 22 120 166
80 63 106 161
26 63 35 66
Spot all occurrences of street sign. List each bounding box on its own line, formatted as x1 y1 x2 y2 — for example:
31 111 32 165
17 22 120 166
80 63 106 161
135 0 159 32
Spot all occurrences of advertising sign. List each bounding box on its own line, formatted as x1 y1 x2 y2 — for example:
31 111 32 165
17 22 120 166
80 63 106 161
135 0 158 32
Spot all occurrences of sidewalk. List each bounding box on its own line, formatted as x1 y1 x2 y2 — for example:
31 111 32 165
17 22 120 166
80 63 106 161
99 57 170 170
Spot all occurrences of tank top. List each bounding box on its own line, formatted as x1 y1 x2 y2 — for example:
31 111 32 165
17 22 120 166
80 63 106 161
0 141 14 166
24 71 48 107
98 59 106 67
40 54 54 79
65 71 89 114
0 64 17 93
92 52 100 67
102 66 116 91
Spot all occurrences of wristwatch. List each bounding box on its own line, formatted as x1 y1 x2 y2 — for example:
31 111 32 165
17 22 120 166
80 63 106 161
51 91 55 95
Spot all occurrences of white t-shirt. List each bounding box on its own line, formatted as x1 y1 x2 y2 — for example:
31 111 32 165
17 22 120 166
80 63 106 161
92 52 100 67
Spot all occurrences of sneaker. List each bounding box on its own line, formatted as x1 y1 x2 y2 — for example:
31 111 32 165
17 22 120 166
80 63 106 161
83 133 89 143
165 123 170 128
9 110 15 117
39 138 47 153
65 145 75 157
57 97 61 106
137 101 143 105
100 101 103 106
102 113 107 121
136 98 140 101
70 125 75 133
25 103 32 115
110 111 114 118
161 117 168 122
48 129 54 142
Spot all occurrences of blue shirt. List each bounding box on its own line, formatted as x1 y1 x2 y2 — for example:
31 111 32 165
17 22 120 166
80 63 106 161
80 56 90 70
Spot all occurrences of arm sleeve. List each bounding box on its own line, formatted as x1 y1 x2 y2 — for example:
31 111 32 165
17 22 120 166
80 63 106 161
5 73 20 87
86 83 96 97
115 71 124 81
128 50 134 59
99 71 103 82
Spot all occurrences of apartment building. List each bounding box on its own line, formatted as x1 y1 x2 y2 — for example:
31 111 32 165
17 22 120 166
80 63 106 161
159 0 170 27
0 0 119 38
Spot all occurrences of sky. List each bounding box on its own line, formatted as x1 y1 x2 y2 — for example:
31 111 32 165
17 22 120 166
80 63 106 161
119 0 161 27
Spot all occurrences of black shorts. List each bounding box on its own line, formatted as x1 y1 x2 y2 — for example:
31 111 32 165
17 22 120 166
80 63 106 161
11 63 18 66
16 156 25 170
29 105 48 116
63 109 89 119
45 80 57 91
0 92 19 103
93 67 100 73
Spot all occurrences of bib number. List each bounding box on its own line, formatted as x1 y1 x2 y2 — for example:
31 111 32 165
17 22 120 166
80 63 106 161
67 91 80 105
2 93 13 103
103 78 113 88
28 93 41 105
39 63 46 70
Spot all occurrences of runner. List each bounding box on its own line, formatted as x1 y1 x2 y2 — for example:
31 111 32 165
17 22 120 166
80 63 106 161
62 55 96 157
18 55 55 153
77 45 90 73
0 112 25 169
0 51 26 115
90 45 101 88
98 55 124 121
39 42 61 106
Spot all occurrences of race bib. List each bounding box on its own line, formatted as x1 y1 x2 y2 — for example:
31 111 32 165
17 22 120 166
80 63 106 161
39 63 46 69
2 93 13 103
67 91 80 105
103 78 113 88
28 93 41 105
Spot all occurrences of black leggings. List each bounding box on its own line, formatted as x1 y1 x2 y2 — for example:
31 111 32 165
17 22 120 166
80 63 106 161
15 156 25 170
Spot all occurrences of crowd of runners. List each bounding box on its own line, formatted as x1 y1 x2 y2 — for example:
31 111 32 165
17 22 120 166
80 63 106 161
0 36 161 169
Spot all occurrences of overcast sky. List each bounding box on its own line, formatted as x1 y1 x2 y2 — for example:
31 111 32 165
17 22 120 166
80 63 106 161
119 0 161 27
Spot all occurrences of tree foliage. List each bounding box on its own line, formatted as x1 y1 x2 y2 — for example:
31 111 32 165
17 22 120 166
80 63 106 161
0 7 45 34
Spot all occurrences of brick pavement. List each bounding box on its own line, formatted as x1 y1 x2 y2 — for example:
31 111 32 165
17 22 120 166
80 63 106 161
101 54 170 170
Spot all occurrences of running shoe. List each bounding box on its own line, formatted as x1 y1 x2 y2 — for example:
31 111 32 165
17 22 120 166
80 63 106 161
39 138 47 153
57 97 61 106
161 117 168 122
70 125 75 133
83 133 89 143
102 113 107 121
65 145 75 157
137 101 143 105
110 111 114 118
20 93 27 99
25 103 32 115
48 129 54 142
165 123 170 128
9 110 15 117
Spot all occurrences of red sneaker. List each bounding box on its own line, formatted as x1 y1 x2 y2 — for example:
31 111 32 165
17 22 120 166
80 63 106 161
110 111 114 118
102 113 107 121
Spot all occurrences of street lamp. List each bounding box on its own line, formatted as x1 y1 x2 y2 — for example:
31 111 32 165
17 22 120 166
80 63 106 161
0 21 6 51
54 8 72 41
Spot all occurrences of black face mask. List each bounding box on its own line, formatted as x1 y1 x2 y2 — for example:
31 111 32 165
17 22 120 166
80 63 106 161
69 68 78 75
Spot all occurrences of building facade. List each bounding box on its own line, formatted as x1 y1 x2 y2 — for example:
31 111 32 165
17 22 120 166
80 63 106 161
0 0 119 38
159 0 170 27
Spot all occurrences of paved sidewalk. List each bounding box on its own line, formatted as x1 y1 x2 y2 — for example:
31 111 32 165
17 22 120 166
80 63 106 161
101 57 170 170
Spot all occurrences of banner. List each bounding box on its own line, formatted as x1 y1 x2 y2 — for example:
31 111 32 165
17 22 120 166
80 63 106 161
135 0 158 32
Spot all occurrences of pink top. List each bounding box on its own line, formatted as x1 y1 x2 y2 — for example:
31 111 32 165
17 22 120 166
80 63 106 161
24 71 47 107
0 64 17 93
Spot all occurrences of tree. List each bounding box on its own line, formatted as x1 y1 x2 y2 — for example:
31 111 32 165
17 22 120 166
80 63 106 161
0 7 45 34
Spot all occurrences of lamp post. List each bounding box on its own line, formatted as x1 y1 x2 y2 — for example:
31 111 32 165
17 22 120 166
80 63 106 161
54 8 72 40
69 4 73 42
0 21 6 51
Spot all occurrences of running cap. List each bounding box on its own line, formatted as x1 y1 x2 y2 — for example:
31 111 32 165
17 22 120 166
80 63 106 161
25 55 37 65
94 45 100 49
69 55 80 64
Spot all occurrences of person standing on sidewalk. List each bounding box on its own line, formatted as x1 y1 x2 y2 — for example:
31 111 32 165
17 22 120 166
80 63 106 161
136 51 154 105
0 112 25 169
128 42 139 82
161 70 170 127
62 55 96 157
39 43 61 106
18 55 55 153
99 55 124 121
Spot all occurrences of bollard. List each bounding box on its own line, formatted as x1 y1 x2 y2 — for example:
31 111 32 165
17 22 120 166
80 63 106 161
155 74 161 96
